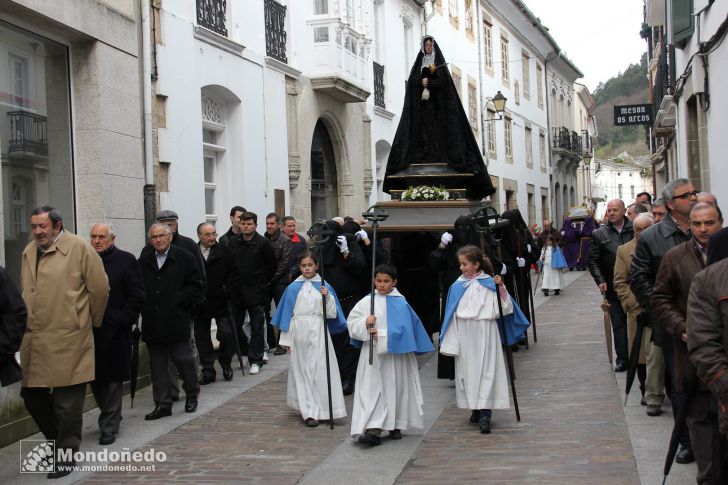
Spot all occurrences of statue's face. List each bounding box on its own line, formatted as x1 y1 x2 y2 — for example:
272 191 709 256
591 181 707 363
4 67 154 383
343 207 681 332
424 39 433 54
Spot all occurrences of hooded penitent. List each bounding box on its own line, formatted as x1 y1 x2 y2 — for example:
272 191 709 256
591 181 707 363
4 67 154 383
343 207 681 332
384 35 494 200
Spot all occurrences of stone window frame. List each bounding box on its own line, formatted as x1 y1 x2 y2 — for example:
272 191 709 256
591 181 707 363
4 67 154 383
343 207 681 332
536 63 544 109
483 15 494 77
504 114 513 162
500 33 510 88
525 124 533 168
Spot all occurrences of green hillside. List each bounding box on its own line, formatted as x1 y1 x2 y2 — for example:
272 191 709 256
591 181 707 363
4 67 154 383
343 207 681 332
592 53 650 158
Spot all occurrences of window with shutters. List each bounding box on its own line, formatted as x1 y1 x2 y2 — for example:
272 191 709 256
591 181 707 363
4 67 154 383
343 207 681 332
483 19 493 76
501 36 509 86
522 51 530 100
671 0 694 44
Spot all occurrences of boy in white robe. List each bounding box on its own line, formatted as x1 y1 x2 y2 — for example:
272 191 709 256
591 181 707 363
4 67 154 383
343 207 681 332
347 263 434 445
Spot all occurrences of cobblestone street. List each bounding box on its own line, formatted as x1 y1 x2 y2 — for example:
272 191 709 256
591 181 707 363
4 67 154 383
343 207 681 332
0 273 696 484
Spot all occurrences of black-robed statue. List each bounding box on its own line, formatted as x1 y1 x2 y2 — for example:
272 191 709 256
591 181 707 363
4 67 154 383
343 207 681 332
384 35 494 200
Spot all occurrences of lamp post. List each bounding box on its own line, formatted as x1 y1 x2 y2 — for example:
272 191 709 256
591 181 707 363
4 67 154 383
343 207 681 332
484 91 507 121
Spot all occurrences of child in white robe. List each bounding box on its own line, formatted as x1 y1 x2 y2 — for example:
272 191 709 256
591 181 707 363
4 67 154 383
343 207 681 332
539 236 566 296
440 245 528 434
347 263 434 446
272 251 347 427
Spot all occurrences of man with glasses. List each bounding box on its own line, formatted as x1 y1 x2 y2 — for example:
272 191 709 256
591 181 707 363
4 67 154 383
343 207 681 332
631 178 699 464
138 224 203 420
194 223 240 384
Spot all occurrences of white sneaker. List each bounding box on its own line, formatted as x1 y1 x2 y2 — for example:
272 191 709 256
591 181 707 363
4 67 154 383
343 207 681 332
249 364 260 375
262 352 269 362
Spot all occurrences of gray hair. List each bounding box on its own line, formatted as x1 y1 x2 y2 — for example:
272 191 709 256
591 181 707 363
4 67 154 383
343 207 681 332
661 178 691 205
148 223 172 238
653 197 665 208
633 213 655 227
31 205 63 227
90 222 115 237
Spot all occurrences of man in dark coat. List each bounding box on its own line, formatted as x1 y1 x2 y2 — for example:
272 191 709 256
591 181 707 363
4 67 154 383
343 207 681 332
0 265 26 387
317 220 367 394
139 223 203 420
631 177 698 464
264 213 292 354
89 223 145 445
219 206 246 247
282 216 307 279
383 35 494 200
589 199 634 372
653 202 723 482
194 223 240 384
228 212 276 375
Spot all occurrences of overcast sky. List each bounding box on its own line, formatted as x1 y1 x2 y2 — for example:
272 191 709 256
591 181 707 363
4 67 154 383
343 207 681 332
522 0 647 92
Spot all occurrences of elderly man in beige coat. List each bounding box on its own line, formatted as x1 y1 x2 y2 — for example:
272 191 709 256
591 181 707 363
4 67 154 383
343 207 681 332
19 206 109 479
613 213 664 416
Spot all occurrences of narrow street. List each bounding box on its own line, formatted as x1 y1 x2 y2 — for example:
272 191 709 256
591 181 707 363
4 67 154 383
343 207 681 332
0 272 696 484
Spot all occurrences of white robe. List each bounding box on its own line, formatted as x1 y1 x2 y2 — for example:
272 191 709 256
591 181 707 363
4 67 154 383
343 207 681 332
540 246 564 290
278 276 347 420
440 277 512 410
348 289 425 436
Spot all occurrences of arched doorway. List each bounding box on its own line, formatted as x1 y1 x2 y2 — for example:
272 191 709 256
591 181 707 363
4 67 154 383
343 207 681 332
311 119 338 221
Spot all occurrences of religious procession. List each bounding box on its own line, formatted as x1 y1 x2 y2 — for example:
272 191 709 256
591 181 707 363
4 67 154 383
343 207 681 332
2 1 728 484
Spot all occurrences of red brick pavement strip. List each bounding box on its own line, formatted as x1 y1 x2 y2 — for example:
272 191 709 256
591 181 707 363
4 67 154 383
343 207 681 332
395 274 640 485
80 371 353 484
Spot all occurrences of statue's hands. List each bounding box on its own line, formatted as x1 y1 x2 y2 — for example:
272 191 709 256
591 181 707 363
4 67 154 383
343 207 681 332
422 78 429 88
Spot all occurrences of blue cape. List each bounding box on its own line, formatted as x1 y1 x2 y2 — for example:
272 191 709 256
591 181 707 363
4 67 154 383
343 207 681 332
441 277 530 346
550 246 568 269
271 279 348 335
350 293 435 355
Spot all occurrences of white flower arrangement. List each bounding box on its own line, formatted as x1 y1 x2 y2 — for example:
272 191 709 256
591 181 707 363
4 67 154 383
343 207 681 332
401 185 450 201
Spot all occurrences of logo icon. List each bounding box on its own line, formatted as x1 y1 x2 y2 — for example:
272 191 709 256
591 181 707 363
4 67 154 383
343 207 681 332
20 440 55 473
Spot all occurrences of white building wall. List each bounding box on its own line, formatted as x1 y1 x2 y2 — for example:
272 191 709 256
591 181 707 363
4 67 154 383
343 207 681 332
593 162 651 218
671 0 728 205
154 0 290 236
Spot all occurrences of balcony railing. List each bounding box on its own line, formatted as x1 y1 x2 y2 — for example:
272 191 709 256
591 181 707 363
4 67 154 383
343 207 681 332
197 0 228 37
552 126 582 156
7 111 48 157
265 0 287 63
373 62 385 108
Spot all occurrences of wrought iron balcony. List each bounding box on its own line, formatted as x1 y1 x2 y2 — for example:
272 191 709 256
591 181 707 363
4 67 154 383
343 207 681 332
7 111 48 157
197 0 228 37
373 62 385 108
553 127 571 151
570 131 582 155
265 0 287 63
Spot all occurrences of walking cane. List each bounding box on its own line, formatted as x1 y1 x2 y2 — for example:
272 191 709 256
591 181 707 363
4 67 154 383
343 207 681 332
308 222 337 430
362 206 389 365
494 276 521 422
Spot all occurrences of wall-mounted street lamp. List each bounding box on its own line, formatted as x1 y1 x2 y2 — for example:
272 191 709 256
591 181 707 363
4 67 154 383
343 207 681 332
484 91 507 121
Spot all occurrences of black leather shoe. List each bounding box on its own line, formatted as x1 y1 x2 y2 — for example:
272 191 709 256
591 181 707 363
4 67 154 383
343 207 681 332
479 416 491 434
200 373 216 385
171 396 180 402
185 394 199 413
99 432 115 445
342 381 355 396
389 429 402 440
469 410 480 424
614 362 628 372
357 432 381 446
675 445 695 464
222 366 234 381
47 460 75 479
273 346 288 356
554 289 560 295
144 406 172 420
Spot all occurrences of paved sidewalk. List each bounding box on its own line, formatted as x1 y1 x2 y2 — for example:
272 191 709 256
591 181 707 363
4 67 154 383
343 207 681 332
0 271 699 484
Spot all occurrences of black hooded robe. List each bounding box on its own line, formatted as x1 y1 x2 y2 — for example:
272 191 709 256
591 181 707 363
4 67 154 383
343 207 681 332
384 36 494 200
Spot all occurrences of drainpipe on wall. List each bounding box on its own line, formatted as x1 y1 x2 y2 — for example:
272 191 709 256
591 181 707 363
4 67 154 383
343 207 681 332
141 0 156 230
544 50 560 220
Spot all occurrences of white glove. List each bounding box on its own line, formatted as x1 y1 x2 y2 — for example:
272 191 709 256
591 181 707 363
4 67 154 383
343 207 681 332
355 229 369 241
336 235 348 253
516 257 526 268
500 264 507 275
560 231 566 235
441 232 454 246
527 244 532 253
